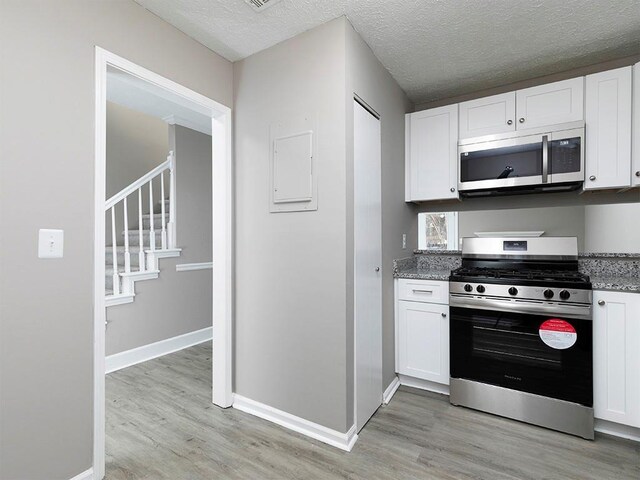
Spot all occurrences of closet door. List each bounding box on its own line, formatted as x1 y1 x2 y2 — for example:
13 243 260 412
354 99 383 432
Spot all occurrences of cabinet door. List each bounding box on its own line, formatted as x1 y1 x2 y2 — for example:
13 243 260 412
516 77 584 130
406 105 458 201
593 291 640 428
397 300 449 385
459 92 516 139
632 62 640 187
584 67 632 190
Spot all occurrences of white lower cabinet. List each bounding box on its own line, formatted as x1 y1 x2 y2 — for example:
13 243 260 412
593 290 640 428
396 279 449 386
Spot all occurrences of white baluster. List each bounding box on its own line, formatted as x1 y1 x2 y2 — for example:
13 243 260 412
138 187 145 272
123 196 130 273
111 207 120 295
148 179 156 251
160 171 167 250
168 151 176 249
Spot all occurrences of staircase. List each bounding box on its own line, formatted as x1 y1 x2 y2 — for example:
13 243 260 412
105 153 181 307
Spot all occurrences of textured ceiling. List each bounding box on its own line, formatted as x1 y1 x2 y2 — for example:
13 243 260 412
135 0 640 104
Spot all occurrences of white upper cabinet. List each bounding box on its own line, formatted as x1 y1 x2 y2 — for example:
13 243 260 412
632 62 640 187
459 92 516 139
584 67 632 190
593 291 640 428
515 77 584 130
405 105 458 202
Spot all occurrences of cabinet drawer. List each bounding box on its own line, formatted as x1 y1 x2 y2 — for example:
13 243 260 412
397 279 449 304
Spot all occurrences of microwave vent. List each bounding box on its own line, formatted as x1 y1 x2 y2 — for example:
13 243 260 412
244 0 283 11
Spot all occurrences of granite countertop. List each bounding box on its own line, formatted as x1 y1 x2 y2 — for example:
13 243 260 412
393 267 451 281
591 277 640 293
394 251 640 293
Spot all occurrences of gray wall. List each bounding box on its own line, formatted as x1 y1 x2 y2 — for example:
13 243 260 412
458 206 587 250
106 101 169 245
234 18 349 433
106 125 212 356
345 20 416 402
585 203 640 253
0 1 232 478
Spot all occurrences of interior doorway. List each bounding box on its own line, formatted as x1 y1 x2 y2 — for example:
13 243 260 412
93 47 233 479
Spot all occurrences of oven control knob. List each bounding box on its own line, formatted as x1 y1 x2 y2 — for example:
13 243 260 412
464 284 473 292
476 285 486 293
508 287 518 296
543 289 554 299
559 290 571 300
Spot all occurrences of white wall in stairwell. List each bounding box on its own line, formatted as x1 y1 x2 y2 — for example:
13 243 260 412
105 101 170 247
105 124 213 357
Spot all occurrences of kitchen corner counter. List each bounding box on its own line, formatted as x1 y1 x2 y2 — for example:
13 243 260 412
393 267 451 281
591 276 640 293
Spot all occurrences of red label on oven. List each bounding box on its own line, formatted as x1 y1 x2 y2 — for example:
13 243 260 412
539 319 577 349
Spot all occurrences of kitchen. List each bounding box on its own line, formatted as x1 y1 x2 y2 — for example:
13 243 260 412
1 2 639 479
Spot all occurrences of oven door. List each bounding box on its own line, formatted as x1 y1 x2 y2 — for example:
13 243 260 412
450 304 592 407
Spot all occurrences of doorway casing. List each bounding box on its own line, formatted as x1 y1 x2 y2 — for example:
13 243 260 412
93 47 233 480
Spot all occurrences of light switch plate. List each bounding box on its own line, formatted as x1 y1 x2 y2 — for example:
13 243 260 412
38 229 64 258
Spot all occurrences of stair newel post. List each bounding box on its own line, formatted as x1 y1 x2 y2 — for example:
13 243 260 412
160 171 167 250
148 178 156 252
123 196 131 274
138 187 145 272
168 151 176 249
111 206 120 295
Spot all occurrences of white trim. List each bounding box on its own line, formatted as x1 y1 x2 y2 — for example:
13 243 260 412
382 376 401 405
106 327 212 374
176 261 213 272
233 395 358 452
399 374 450 396
69 468 93 480
94 47 233 480
104 293 134 307
595 419 640 442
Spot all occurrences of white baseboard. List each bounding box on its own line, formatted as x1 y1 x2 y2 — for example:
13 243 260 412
399 374 450 396
176 261 213 272
595 419 640 442
69 468 93 480
233 394 358 452
382 376 401 404
106 326 212 374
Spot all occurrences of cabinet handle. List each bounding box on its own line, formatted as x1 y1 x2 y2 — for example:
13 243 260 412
441 312 447 317
450 187 455 193
598 300 605 306
519 118 525 123
635 171 640 177
507 119 513 125
375 267 380 272
412 289 433 294
589 175 596 181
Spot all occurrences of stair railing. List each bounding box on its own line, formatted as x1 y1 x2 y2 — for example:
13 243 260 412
105 151 176 295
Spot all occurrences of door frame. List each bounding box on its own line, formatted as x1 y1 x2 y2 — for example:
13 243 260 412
93 47 233 479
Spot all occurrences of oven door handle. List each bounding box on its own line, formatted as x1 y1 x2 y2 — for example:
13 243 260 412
449 294 592 320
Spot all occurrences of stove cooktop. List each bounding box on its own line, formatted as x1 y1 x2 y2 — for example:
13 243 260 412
450 266 591 289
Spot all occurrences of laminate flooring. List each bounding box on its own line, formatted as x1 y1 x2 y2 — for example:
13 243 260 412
106 342 639 479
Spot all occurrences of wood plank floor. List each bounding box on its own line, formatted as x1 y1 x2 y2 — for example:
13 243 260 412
106 342 639 479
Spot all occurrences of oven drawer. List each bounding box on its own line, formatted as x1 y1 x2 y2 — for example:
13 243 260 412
397 279 449 304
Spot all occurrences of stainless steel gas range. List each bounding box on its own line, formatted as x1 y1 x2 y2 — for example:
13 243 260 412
449 236 594 439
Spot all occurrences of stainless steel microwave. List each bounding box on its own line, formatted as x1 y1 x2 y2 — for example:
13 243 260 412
457 122 585 197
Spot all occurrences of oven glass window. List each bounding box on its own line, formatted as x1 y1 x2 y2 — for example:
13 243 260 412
549 137 581 174
450 306 592 406
460 143 542 182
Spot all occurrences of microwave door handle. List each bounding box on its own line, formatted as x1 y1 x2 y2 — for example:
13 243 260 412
542 135 549 183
